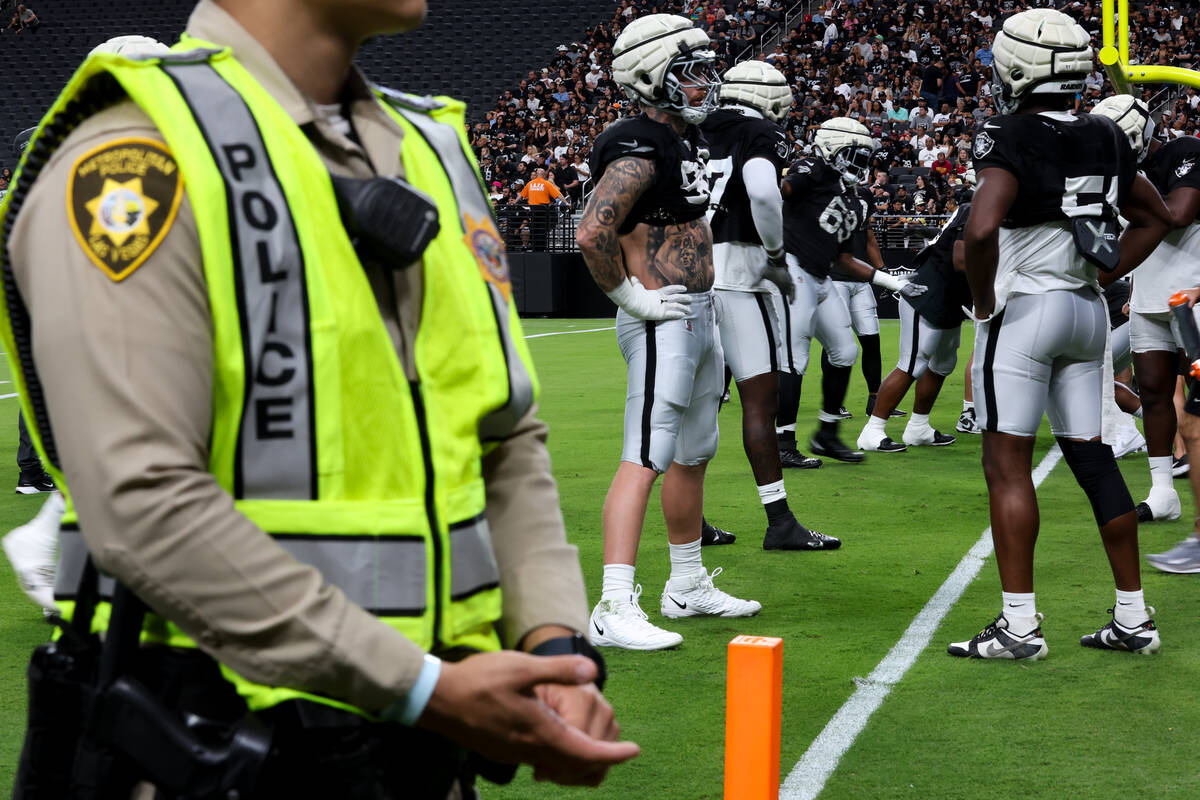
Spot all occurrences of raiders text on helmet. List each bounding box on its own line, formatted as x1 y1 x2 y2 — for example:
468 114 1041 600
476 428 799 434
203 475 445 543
612 14 720 125
814 117 876 187
719 60 793 124
1091 94 1154 162
990 9 1093 114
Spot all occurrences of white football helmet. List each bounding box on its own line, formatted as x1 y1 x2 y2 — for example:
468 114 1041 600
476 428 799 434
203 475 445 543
612 14 720 124
719 60 793 123
89 35 170 58
1091 94 1154 162
814 117 875 186
990 9 1092 114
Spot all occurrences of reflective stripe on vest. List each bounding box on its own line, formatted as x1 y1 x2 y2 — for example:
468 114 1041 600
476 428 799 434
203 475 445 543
54 525 433 616
162 62 315 500
390 105 534 441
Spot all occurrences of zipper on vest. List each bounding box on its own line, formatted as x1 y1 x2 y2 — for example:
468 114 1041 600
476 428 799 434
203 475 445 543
408 379 444 647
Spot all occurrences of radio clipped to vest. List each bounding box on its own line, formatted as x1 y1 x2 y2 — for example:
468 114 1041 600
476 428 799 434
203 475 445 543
330 174 440 269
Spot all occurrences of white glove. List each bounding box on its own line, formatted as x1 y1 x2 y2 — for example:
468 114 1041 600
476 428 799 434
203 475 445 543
606 276 692 321
871 268 928 298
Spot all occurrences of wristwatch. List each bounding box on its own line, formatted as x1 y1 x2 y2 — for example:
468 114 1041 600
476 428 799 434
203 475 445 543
528 632 607 690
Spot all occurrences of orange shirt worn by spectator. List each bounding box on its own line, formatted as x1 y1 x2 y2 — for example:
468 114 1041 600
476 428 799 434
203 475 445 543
520 170 563 205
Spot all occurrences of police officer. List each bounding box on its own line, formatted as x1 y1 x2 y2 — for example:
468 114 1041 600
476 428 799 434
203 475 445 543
2 1 637 796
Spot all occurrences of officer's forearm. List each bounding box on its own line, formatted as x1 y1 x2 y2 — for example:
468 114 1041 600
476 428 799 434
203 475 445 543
483 407 590 648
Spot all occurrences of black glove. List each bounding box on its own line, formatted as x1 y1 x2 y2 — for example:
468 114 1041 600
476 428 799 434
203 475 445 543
764 250 795 303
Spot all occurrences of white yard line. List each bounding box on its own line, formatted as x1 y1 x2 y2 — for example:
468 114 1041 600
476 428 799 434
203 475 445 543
525 325 615 339
780 444 1064 800
0 393 17 399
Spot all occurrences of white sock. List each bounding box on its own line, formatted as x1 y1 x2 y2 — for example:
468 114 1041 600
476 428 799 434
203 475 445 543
1001 591 1039 634
1114 588 1148 626
963 399 974 412
757 480 787 505
1149 456 1173 490
775 423 796 433
668 538 704 582
909 412 932 430
863 415 887 435
601 563 635 602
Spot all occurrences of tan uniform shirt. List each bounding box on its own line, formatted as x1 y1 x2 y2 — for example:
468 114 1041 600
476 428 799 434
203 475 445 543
8 0 588 715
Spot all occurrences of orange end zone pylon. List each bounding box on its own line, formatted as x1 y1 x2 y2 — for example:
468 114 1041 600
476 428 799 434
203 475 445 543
724 635 783 800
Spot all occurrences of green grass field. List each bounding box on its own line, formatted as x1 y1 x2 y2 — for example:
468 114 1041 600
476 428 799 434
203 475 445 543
2 319 1199 798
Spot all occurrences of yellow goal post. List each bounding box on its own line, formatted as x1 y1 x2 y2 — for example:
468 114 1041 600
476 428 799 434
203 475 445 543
1100 0 1200 92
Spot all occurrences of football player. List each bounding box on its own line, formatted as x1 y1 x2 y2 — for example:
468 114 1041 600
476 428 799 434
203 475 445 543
577 15 761 651
776 118 926 464
1093 94 1200 524
857 200 972 452
947 9 1171 661
1092 94 1200 569
700 60 841 551
831 174 899 420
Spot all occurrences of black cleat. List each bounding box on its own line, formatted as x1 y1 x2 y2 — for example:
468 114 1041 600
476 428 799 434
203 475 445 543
809 430 865 463
15 472 56 495
779 448 823 469
763 516 841 550
1173 454 1189 478
930 430 956 446
700 517 736 546
1135 502 1155 523
866 396 907 418
1080 608 1160 654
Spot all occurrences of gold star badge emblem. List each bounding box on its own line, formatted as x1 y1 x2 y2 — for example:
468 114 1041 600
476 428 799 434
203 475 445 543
68 138 183 282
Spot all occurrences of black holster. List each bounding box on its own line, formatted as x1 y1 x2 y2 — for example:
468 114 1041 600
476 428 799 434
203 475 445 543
12 562 271 799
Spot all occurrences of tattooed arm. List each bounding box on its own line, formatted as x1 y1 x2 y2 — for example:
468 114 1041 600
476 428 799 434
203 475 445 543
576 157 656 291
577 157 694 321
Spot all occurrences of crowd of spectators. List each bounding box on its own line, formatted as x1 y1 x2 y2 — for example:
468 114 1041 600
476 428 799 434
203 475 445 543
3 3 38 35
469 0 1200 250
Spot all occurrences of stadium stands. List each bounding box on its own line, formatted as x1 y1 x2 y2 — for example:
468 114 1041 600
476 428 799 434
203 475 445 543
0 0 614 158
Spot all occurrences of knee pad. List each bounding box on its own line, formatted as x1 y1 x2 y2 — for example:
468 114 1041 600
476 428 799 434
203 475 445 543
1056 438 1134 526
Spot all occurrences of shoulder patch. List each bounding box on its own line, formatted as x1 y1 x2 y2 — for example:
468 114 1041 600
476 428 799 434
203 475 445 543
776 133 791 161
67 138 183 282
973 131 995 159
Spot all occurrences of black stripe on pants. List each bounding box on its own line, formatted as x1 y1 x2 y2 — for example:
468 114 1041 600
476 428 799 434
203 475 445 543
981 309 1006 433
640 321 657 469
754 293 779 374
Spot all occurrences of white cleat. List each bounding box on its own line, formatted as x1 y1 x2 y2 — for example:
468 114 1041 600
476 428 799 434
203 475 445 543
590 585 683 650
660 567 762 619
1136 486 1181 523
2 492 65 612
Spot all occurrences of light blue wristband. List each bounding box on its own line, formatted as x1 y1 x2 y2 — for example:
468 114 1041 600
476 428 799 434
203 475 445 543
387 653 442 726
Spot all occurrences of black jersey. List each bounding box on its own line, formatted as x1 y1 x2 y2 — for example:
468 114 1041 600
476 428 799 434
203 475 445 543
908 201 972 329
971 112 1135 229
589 115 711 235
833 186 875 281
699 108 790 246
782 157 860 278
1142 136 1200 222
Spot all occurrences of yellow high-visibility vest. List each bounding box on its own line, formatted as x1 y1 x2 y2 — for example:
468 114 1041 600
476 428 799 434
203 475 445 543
0 40 539 715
